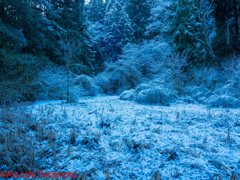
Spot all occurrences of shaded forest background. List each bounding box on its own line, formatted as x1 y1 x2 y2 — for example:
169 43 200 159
0 0 239 105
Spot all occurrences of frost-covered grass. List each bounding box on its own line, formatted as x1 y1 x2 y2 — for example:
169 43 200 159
1 96 240 179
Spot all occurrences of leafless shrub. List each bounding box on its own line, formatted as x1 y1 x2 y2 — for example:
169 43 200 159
223 56 240 98
165 54 188 90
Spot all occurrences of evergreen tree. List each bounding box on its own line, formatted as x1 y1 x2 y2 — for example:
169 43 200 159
53 0 95 75
0 0 62 74
126 0 151 42
103 0 134 61
0 0 62 58
86 0 108 74
86 0 105 23
145 0 172 39
168 0 208 65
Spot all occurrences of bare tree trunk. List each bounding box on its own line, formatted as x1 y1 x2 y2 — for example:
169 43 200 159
66 63 70 103
226 0 230 46
198 0 216 65
233 0 239 37
200 19 216 65
0 2 5 19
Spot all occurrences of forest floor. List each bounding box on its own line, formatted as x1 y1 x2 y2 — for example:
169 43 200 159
1 96 240 180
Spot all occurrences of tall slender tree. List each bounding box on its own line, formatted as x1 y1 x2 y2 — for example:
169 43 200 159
126 0 151 42
168 0 207 65
210 0 240 58
87 0 105 23
103 0 134 61
53 0 95 74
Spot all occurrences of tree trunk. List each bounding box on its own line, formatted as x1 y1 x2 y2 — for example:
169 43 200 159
66 63 70 103
0 2 5 20
198 0 216 65
233 0 239 36
226 0 230 46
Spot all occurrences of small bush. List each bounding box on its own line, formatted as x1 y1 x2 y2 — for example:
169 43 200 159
75 74 99 96
204 94 240 108
95 61 142 94
222 56 240 98
188 56 240 107
164 54 188 94
135 83 152 93
119 89 136 101
37 66 68 100
0 83 25 105
120 80 176 105
184 85 213 103
136 86 175 105
68 88 80 103
0 52 41 104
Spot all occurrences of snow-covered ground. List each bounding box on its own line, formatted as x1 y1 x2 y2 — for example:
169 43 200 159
1 95 240 179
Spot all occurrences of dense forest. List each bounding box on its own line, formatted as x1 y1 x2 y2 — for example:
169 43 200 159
0 0 239 105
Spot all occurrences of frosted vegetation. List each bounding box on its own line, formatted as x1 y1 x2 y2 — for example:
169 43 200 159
1 54 240 179
1 97 240 179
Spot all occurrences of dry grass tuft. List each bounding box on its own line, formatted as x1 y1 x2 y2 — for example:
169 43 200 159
70 128 77 144
0 104 59 173
151 170 162 180
0 106 37 172
105 170 110 180
230 172 240 180
171 169 181 178
227 121 231 143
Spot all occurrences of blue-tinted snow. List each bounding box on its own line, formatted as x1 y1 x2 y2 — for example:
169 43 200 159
25 95 240 179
